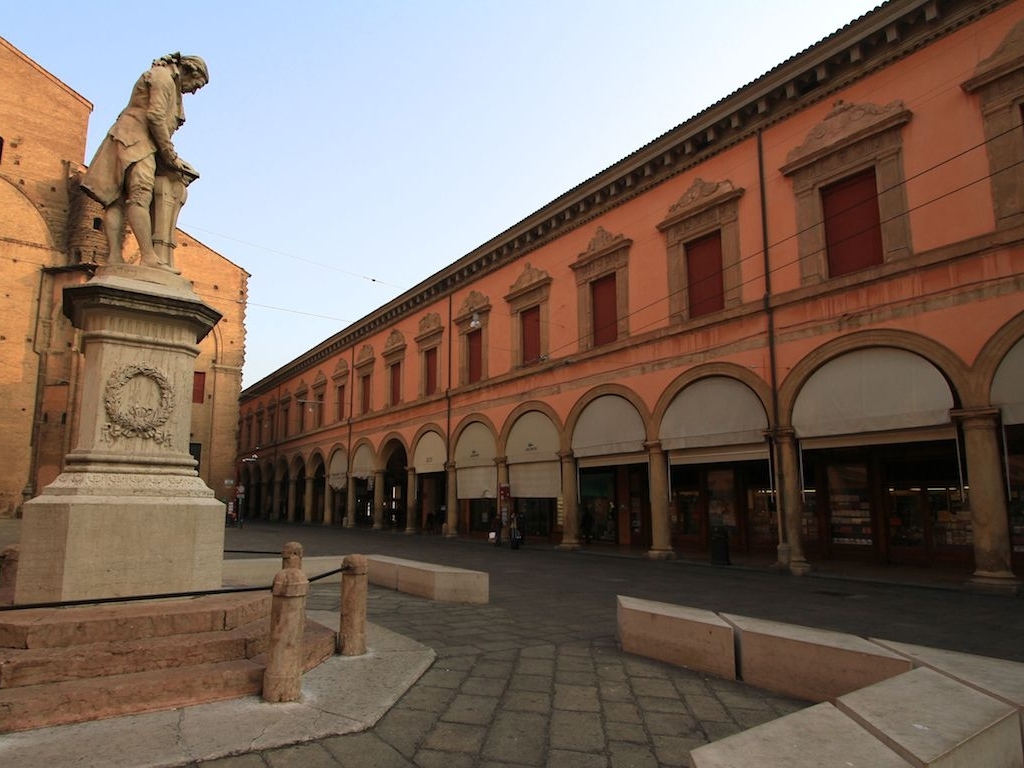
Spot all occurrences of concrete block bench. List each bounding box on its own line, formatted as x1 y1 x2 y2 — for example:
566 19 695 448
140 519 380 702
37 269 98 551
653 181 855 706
365 556 488 604
617 596 735 679
690 701 915 767
837 667 1022 767
615 596 1024 767
721 612 913 702
223 555 488 604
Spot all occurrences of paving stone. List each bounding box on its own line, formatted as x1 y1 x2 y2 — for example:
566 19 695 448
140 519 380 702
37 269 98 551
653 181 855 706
263 742 340 768
197 755 270 768
603 701 642 724
517 657 555 675
606 721 650 743
412 750 476 768
545 749 609 768
550 710 604 752
442 693 500 724
320 732 412 768
481 711 548 765
644 711 699 736
461 675 508 697
504 689 552 714
373 707 439 757
630 677 679 698
608 740 660 768
554 683 601 712
421 721 488 754
682 693 729 721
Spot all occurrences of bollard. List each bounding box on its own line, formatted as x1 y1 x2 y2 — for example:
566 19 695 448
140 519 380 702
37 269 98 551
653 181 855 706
262 541 309 702
340 554 368 656
0 544 18 606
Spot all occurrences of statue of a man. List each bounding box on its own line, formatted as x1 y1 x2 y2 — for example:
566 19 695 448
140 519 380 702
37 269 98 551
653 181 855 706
82 53 209 273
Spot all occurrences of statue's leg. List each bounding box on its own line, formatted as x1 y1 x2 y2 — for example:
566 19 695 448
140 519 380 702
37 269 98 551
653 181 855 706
103 202 126 264
150 173 186 274
124 158 159 267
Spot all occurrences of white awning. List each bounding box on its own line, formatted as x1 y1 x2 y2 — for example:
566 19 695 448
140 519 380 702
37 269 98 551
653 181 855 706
507 411 560 463
572 395 646 457
668 444 769 466
413 430 447 474
660 377 768 450
509 462 561 498
351 444 376 479
793 348 953 438
457 466 497 499
992 337 1024 425
455 422 496 468
328 449 348 490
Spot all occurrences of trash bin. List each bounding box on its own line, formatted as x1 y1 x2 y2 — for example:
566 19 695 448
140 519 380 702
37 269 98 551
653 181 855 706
710 526 730 566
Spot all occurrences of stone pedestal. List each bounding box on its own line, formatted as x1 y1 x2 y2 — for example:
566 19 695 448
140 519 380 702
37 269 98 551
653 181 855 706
14 265 225 604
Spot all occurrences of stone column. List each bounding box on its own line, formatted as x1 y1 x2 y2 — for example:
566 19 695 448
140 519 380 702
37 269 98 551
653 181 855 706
372 469 385 529
445 461 458 537
286 475 297 522
405 467 417 534
558 450 580 550
303 474 314 523
497 456 509 540
645 441 673 559
345 475 356 528
323 483 333 526
777 429 810 575
262 542 309 703
340 554 367 656
953 408 1019 589
271 473 282 521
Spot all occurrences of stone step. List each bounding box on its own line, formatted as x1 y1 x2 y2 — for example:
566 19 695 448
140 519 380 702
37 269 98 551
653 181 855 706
0 658 265 732
0 592 271 649
0 619 338 733
0 618 268 688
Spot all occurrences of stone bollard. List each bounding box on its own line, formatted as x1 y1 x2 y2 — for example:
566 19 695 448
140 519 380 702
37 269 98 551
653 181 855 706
340 554 368 656
0 544 18 606
262 541 309 703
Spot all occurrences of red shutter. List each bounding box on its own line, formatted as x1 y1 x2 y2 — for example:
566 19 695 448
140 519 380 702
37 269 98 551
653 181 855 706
685 231 725 318
592 273 618 346
360 373 371 414
390 361 402 406
822 167 883 277
425 348 438 395
336 384 345 420
192 371 206 404
522 306 541 364
468 329 483 383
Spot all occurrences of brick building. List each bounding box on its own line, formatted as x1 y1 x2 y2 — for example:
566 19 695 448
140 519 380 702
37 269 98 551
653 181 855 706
0 37 247 516
239 0 1024 586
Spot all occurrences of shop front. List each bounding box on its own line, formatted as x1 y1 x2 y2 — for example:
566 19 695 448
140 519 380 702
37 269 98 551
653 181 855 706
455 422 498 538
506 410 561 543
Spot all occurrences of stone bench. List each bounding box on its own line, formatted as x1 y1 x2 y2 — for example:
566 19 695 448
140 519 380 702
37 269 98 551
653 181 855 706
616 596 735 680
616 596 1024 767
365 556 488 604
721 612 913 702
222 555 488 604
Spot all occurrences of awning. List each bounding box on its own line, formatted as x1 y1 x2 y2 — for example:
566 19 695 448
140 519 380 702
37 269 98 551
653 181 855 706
457 466 497 499
992 337 1024 425
413 430 447 474
351 444 376 479
668 443 769 466
328 449 348 490
793 348 953 438
660 377 768 450
509 462 561 497
455 421 496 467
507 410 560 463
572 395 645 457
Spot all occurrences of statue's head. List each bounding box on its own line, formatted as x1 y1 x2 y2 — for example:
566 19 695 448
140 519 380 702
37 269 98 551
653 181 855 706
179 55 209 85
153 53 209 94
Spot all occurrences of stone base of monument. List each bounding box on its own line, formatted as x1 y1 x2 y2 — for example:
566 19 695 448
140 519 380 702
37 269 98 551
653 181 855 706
14 474 225 604
0 593 338 733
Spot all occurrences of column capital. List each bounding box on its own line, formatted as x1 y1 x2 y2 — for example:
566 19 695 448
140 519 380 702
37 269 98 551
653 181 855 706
950 407 1001 426
643 439 664 454
558 449 575 462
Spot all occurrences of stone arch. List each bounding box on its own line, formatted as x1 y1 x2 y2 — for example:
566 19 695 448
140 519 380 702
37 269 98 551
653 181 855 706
653 362 773 429
778 330 971 427
565 384 652 457
499 400 564 456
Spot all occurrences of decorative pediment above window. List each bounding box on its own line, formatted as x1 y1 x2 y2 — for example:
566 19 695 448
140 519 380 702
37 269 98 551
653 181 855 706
571 226 632 282
458 290 490 316
782 100 912 176
657 178 744 244
294 380 308 400
963 18 1024 93
416 311 444 346
332 358 349 381
355 344 375 370
383 329 407 362
505 263 552 305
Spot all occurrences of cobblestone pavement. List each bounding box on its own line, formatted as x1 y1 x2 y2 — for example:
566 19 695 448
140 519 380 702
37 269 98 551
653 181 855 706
177 522 1024 768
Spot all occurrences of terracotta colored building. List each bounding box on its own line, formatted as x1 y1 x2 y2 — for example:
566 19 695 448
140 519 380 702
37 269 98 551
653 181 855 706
239 0 1024 586
0 38 248 516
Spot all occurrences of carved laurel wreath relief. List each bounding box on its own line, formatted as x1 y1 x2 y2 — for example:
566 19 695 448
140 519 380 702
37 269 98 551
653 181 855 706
103 363 176 444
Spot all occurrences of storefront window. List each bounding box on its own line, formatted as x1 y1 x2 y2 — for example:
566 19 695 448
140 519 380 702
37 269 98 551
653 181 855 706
1005 426 1024 555
517 498 553 536
469 498 496 533
928 487 972 548
827 463 872 546
581 470 618 543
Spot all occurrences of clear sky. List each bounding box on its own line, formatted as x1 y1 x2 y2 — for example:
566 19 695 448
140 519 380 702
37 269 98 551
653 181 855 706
6 0 880 389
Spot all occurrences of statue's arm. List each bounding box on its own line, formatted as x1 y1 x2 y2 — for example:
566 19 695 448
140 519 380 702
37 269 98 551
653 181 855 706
144 68 179 165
